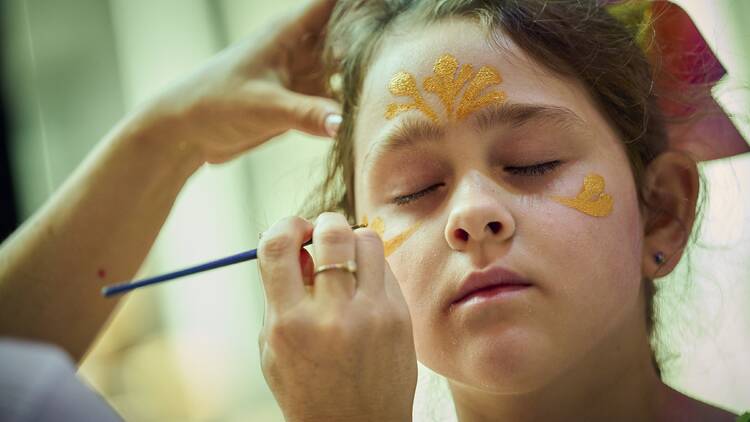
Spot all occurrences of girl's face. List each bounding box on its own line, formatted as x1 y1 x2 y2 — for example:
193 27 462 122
353 19 647 392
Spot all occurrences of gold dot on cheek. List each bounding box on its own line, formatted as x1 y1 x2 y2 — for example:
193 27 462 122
550 173 614 217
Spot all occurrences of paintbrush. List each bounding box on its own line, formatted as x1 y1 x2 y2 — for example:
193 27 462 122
101 224 366 297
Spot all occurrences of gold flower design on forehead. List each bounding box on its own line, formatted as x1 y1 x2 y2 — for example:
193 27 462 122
385 54 507 123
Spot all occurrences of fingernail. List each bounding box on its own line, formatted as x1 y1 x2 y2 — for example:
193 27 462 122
324 113 342 138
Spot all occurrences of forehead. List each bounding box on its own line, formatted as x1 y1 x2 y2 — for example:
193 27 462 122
353 18 598 164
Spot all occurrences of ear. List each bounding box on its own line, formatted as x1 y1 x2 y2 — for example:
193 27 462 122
641 151 700 278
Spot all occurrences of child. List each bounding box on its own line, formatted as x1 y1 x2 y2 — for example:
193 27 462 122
0 1 746 420
256 1 748 420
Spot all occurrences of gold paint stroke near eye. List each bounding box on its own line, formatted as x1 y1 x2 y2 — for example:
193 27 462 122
386 53 506 123
361 215 421 257
362 215 385 238
551 173 614 217
382 222 421 257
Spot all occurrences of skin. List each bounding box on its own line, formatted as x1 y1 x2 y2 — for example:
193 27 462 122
0 0 341 362
0 2 739 420
349 18 735 421
1 1 416 420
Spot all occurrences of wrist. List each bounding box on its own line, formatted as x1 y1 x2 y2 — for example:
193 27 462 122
114 100 205 179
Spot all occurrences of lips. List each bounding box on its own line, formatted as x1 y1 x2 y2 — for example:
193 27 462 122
451 265 532 306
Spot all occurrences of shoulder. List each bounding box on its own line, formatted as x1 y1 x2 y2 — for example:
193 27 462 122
659 384 741 422
690 404 743 422
0 338 123 421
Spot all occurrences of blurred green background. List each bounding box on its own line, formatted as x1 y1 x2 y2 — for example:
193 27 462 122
1 0 748 420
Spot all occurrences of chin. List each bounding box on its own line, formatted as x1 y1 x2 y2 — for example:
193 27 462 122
427 327 563 394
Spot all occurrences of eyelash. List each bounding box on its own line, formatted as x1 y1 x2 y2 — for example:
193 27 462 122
393 160 562 206
504 160 562 176
394 183 444 206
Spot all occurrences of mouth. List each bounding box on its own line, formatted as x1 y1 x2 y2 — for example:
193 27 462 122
450 265 533 307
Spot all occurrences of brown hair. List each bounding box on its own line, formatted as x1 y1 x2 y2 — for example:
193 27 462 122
303 0 698 377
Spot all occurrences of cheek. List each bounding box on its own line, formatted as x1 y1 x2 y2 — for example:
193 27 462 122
383 227 447 354
532 178 644 319
386 228 442 307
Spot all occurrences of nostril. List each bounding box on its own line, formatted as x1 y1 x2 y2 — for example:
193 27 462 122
454 228 469 242
487 221 501 234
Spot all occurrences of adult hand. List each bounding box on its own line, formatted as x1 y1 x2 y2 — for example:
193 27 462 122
257 213 418 422
144 0 341 164
0 0 342 364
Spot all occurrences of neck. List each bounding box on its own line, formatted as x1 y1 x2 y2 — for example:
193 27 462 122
449 304 667 422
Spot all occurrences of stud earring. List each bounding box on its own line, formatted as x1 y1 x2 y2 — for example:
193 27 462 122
654 251 666 265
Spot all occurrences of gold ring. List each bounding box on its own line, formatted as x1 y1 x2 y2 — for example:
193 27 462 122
313 260 357 276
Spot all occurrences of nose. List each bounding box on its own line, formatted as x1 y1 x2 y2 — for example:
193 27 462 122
444 174 516 251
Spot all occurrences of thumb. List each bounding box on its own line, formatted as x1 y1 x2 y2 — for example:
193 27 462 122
280 91 342 138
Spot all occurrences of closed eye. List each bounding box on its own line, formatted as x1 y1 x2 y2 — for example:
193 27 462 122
504 160 561 176
393 161 561 206
394 183 444 206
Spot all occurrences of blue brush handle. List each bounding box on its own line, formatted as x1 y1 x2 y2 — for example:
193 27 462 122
101 248 259 297
100 224 364 297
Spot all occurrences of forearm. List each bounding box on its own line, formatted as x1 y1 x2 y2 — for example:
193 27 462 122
0 106 203 362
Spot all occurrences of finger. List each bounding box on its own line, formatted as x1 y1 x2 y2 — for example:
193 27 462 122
299 248 314 286
352 228 385 298
257 216 313 310
280 90 341 138
312 212 356 301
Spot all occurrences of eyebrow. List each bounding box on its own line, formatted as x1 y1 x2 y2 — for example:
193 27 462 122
361 102 588 174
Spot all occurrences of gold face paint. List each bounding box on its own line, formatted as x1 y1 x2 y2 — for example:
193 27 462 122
386 53 506 123
385 72 440 123
455 66 506 120
551 173 614 217
361 215 421 257
424 54 473 118
359 175 608 257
